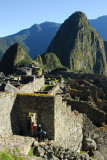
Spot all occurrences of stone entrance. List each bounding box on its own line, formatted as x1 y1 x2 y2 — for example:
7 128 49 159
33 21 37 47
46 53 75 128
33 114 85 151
23 112 39 137
17 93 55 140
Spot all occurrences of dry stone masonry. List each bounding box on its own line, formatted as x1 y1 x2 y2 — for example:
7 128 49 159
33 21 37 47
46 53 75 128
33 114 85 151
0 74 107 159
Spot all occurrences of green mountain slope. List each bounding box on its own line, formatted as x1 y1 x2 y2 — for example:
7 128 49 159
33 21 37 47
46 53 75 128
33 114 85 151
0 43 33 75
0 22 61 60
0 17 107 62
46 12 107 74
35 53 64 71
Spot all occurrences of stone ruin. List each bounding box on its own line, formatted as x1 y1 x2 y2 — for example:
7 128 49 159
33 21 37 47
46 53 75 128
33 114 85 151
0 74 107 159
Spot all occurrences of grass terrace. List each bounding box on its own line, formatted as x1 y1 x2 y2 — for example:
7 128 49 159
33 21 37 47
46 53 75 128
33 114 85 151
0 150 26 160
43 84 54 91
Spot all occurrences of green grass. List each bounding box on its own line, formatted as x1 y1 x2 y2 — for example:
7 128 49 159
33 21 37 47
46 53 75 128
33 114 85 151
0 150 26 160
27 112 34 117
0 148 41 160
53 79 59 83
80 151 86 154
28 147 34 156
28 147 39 158
43 84 54 91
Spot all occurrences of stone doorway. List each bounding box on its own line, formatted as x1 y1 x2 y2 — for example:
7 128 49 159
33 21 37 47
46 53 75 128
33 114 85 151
27 112 38 137
18 94 55 140
20 111 39 138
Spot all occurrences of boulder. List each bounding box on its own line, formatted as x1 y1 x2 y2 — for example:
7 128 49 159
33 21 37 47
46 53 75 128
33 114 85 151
33 141 39 146
83 138 96 151
93 151 104 160
34 146 45 157
97 144 107 160
47 152 59 160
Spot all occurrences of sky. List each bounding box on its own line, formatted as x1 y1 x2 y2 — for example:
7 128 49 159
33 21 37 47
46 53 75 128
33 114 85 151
0 0 107 37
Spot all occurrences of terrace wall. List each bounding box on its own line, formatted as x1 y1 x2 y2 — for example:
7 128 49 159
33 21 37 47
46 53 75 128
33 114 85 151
68 100 106 126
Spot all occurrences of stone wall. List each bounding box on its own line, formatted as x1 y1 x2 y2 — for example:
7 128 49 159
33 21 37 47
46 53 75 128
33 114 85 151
17 94 55 139
97 87 105 99
18 94 84 152
54 96 83 151
0 93 20 138
19 75 44 93
69 79 97 101
0 91 107 158
19 82 35 93
68 100 106 126
0 92 55 139
69 89 90 101
34 76 44 92
48 83 60 95
0 92 84 153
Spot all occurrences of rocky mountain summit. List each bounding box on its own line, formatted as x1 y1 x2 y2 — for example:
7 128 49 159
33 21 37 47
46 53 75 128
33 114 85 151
0 13 107 62
44 11 107 74
1 12 107 76
0 43 33 75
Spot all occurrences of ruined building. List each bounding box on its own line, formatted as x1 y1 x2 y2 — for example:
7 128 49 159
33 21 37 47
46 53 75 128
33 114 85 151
0 75 107 159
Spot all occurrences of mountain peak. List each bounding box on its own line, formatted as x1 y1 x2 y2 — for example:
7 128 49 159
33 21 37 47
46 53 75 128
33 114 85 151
46 12 106 74
64 11 87 23
70 11 86 18
0 43 32 75
30 24 41 32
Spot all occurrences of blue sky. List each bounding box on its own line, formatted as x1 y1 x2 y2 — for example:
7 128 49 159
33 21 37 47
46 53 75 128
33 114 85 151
0 0 107 37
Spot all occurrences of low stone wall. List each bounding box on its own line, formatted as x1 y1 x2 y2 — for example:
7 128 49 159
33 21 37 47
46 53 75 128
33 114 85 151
19 82 35 93
69 89 90 101
96 100 107 113
48 83 60 95
69 79 97 101
68 100 106 126
97 87 105 99
19 75 44 93
54 96 83 151
0 93 20 138
34 75 44 92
